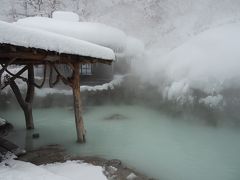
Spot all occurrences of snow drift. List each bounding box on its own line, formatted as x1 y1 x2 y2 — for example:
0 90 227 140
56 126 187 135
0 159 107 180
135 22 240 107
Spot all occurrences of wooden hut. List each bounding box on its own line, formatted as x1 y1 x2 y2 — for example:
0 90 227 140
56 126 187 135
0 21 115 143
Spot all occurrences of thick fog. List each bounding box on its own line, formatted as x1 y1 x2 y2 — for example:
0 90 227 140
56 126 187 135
1 1 240 180
1 0 240 121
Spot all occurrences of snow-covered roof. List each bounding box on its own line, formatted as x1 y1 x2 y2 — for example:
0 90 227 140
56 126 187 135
15 17 127 53
0 20 115 61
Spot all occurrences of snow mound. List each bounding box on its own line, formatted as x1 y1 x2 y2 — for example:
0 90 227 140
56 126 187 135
141 22 240 107
52 11 79 22
0 159 107 180
165 23 240 94
42 161 107 180
0 20 115 60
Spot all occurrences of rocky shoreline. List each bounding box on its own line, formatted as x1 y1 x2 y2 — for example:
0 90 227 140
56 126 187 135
18 144 154 180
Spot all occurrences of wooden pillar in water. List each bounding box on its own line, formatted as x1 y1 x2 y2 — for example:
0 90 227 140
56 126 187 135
72 62 86 143
24 65 35 129
9 65 34 129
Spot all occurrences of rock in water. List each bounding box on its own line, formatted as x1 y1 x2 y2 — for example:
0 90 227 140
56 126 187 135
32 133 40 139
104 114 128 120
0 118 13 137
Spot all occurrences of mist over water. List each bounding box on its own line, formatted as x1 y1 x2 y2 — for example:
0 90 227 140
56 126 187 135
1 104 240 180
1 1 240 180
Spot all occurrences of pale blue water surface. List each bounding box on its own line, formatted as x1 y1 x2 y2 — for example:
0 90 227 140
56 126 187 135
1 105 240 180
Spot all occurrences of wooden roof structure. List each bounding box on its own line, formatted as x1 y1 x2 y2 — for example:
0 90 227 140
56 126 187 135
0 43 114 143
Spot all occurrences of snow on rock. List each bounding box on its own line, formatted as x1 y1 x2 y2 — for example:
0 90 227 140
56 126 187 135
0 152 16 163
52 11 79 22
163 80 194 104
0 117 6 126
199 95 224 108
0 159 107 180
126 172 137 180
0 20 115 60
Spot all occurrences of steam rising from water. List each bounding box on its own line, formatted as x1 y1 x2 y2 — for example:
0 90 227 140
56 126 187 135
1 105 240 180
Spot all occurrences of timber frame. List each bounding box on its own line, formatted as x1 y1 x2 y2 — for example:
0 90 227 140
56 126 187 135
0 43 113 143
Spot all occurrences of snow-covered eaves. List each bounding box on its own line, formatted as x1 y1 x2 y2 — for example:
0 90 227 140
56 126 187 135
0 21 115 61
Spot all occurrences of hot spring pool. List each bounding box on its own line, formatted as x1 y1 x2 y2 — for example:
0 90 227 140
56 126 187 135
1 105 240 180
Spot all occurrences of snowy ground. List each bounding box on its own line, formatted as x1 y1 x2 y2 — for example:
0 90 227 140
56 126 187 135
0 157 107 180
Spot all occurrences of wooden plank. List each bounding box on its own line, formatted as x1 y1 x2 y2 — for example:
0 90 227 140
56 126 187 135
0 137 25 156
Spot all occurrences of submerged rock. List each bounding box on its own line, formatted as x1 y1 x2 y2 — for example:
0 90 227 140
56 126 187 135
32 133 40 139
104 114 128 121
106 159 122 167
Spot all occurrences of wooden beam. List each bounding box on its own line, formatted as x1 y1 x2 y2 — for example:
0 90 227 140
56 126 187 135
0 44 113 65
0 52 47 61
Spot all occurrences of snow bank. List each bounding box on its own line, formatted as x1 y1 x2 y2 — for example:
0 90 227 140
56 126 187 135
0 159 107 180
80 74 124 92
0 20 115 60
35 75 124 97
165 23 240 94
137 22 240 107
1 68 124 96
52 11 79 22
42 161 107 180
15 15 145 58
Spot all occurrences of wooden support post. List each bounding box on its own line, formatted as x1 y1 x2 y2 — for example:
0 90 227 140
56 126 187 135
24 65 35 129
9 65 35 130
72 63 86 143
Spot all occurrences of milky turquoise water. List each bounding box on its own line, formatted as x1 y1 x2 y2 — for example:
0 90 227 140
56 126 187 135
1 105 240 180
